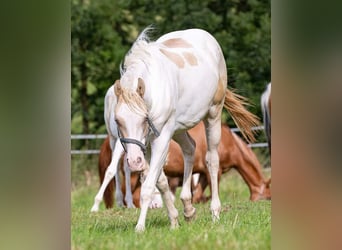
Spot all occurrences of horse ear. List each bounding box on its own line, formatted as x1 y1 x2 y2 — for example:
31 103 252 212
114 80 121 96
137 78 145 97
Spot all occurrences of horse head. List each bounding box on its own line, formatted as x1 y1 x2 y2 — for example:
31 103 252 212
250 177 271 201
263 177 271 200
114 79 150 172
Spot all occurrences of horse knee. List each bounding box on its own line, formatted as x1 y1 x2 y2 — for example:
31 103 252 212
105 170 115 180
140 186 154 203
206 151 219 171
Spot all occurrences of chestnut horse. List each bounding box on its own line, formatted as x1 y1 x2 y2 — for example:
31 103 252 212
99 122 270 208
261 82 271 155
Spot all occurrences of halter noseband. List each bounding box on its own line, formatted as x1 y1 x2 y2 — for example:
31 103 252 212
117 116 160 155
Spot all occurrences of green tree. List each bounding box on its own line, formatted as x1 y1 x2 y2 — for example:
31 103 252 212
71 0 270 134
71 0 129 135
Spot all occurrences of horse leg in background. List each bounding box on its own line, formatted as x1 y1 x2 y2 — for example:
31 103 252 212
123 160 136 208
149 188 163 209
168 177 181 202
91 139 124 212
204 114 222 222
155 171 178 228
173 131 196 221
193 173 210 203
114 170 125 207
192 173 200 187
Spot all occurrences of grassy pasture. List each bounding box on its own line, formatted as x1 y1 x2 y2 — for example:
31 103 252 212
71 154 271 250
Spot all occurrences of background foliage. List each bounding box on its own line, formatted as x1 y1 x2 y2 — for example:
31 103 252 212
71 0 270 135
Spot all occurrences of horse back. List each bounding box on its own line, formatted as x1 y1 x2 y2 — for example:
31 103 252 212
156 29 227 130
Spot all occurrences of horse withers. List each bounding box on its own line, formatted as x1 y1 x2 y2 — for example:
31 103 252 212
91 27 259 232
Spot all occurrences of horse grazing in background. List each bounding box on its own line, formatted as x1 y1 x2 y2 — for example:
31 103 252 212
261 82 271 155
91 27 259 232
98 122 270 209
188 124 271 202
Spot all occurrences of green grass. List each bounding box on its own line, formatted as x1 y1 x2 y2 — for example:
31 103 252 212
72 169 271 250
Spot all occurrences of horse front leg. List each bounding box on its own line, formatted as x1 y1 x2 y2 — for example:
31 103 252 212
91 140 124 212
135 131 174 232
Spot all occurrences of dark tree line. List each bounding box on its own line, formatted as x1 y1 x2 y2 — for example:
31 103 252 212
72 0 270 135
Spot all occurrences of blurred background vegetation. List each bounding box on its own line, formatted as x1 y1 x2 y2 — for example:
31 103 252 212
71 0 270 136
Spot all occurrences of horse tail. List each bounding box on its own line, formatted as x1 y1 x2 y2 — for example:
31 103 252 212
98 137 114 209
224 89 260 143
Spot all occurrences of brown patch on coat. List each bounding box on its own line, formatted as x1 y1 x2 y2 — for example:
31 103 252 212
160 49 185 68
213 78 225 104
162 38 193 48
182 52 198 66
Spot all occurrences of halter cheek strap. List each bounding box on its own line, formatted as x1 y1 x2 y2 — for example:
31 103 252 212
146 116 160 137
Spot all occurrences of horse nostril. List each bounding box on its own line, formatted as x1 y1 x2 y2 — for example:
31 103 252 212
136 157 142 164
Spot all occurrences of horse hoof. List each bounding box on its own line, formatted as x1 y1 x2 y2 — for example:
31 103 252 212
116 201 125 207
184 207 196 222
135 224 145 233
127 203 136 209
170 219 179 230
90 205 99 212
211 210 220 222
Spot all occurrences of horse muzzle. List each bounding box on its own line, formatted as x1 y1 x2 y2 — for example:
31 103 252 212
127 155 146 172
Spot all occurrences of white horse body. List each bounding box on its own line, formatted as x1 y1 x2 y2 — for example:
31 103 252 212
157 30 225 130
91 28 258 232
119 29 225 131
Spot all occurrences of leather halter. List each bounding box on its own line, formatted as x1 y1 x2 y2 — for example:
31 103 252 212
117 116 160 155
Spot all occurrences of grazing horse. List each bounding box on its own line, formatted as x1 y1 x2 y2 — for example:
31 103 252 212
261 82 271 155
91 27 259 232
98 122 270 208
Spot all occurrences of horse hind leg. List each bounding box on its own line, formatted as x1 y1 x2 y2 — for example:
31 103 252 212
204 105 223 222
173 131 196 221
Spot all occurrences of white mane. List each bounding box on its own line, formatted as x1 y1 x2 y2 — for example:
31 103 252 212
119 27 177 123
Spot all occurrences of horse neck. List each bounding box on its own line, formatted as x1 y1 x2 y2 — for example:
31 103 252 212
231 134 267 198
122 58 176 124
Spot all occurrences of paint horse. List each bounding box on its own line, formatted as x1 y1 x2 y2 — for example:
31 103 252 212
91 28 259 232
98 122 270 209
261 82 271 155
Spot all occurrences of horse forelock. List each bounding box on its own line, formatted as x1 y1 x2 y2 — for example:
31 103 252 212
118 88 148 117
